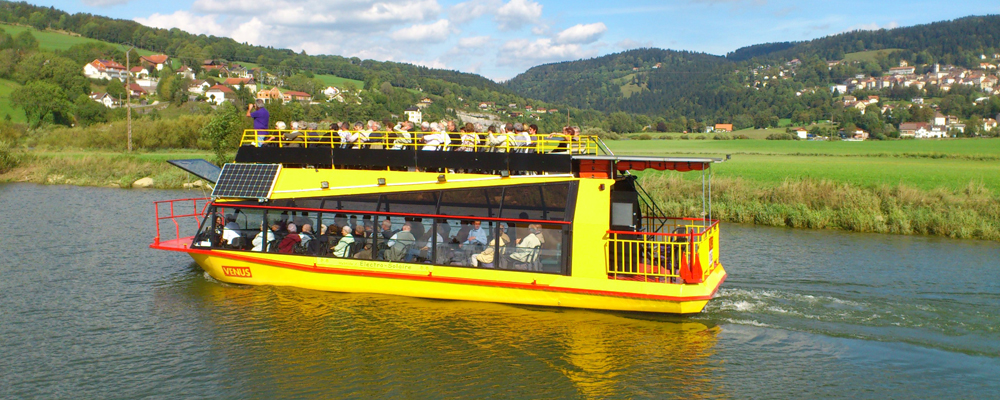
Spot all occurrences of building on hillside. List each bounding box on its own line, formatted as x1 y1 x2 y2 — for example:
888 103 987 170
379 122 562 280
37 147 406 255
83 59 128 80
830 84 848 94
188 80 211 94
404 106 422 124
140 54 169 71
713 124 733 133
89 92 119 108
793 127 808 139
127 83 147 97
202 60 224 71
933 112 947 126
206 85 233 104
888 66 915 75
130 66 149 79
223 78 257 93
983 118 998 133
282 90 312 104
899 122 931 138
257 87 283 103
323 86 341 100
176 66 195 80
417 97 433 109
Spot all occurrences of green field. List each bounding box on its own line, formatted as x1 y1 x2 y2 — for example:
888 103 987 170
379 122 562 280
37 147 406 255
842 49 903 63
316 74 364 88
0 78 27 123
607 138 1000 191
0 23 155 55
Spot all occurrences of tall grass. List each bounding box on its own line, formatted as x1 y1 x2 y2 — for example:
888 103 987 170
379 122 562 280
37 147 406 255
641 173 1000 241
27 115 212 150
3 152 197 188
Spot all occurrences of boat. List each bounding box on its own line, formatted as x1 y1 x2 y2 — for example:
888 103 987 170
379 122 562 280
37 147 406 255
151 129 727 314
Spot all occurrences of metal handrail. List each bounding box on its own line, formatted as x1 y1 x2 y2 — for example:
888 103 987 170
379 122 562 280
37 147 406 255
153 197 211 245
606 218 720 283
238 129 601 155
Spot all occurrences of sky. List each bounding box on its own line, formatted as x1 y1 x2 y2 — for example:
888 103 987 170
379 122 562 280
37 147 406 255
24 0 1000 81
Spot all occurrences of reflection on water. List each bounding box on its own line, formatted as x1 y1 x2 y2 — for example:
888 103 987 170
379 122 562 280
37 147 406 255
157 272 723 399
2 183 1000 399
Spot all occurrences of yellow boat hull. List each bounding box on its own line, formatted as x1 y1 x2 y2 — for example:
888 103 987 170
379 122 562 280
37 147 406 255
157 240 726 314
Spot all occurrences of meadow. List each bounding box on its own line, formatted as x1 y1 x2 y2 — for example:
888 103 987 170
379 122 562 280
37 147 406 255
0 78 27 123
0 23 155 55
606 138 1000 240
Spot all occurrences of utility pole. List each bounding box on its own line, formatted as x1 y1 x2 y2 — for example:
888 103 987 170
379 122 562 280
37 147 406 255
122 45 135 152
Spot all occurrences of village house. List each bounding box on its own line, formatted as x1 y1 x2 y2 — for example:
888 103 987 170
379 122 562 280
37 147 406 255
404 106 422 124
176 66 195 80
983 118 998 132
713 123 733 133
83 59 127 80
188 80 211 94
223 77 257 93
888 66 916 75
256 87 283 103
89 92 118 108
205 85 233 105
793 127 808 139
139 54 169 71
127 83 147 97
416 97 433 109
130 66 149 79
282 90 312 104
899 122 931 138
478 102 494 109
323 86 341 100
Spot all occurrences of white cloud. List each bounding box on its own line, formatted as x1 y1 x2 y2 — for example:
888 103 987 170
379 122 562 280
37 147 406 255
449 0 500 24
232 18 267 45
554 22 607 45
497 38 595 67
82 0 130 6
458 35 492 48
495 0 542 30
390 19 455 43
134 11 228 37
191 0 442 25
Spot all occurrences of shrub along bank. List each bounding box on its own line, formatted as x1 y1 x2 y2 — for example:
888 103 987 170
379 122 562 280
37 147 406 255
641 173 1000 241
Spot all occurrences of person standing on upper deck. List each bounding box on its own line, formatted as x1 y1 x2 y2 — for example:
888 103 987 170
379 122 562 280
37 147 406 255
247 99 269 146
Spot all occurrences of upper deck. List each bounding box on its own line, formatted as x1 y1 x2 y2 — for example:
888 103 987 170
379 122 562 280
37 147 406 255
234 129 722 179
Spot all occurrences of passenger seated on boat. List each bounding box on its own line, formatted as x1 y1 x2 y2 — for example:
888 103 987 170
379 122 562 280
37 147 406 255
353 122 370 149
458 123 478 152
278 223 301 254
367 120 383 149
222 214 242 245
421 122 443 151
380 219 398 240
484 125 504 152
461 220 489 251
352 223 373 259
283 121 303 147
391 122 413 149
307 224 330 256
471 232 508 268
299 224 315 248
252 222 276 252
332 225 355 258
337 122 356 149
547 126 574 153
508 224 543 269
385 223 416 262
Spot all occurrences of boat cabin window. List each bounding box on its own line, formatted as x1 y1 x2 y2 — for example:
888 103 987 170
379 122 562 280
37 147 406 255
195 182 576 275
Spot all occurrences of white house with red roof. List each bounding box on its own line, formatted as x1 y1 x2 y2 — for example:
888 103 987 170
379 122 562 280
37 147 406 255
206 85 233 104
83 59 128 80
140 54 170 71
130 66 149 79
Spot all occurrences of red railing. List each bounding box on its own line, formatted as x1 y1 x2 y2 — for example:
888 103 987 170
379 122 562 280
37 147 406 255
153 198 212 245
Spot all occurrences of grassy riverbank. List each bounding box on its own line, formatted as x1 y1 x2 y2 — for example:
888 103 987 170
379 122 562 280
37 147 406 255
0 149 214 189
608 138 1000 240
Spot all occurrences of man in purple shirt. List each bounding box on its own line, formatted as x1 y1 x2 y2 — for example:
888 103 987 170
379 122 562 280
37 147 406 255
246 99 270 146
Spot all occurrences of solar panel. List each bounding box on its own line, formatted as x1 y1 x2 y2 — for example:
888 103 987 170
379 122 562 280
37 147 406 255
167 159 223 183
211 163 281 199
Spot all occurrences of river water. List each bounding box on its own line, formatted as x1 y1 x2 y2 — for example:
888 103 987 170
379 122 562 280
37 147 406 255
1 183 998 399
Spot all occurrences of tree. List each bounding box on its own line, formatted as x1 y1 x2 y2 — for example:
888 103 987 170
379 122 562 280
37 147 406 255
12 30 38 53
73 93 107 126
199 102 248 165
11 81 73 127
607 111 636 133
